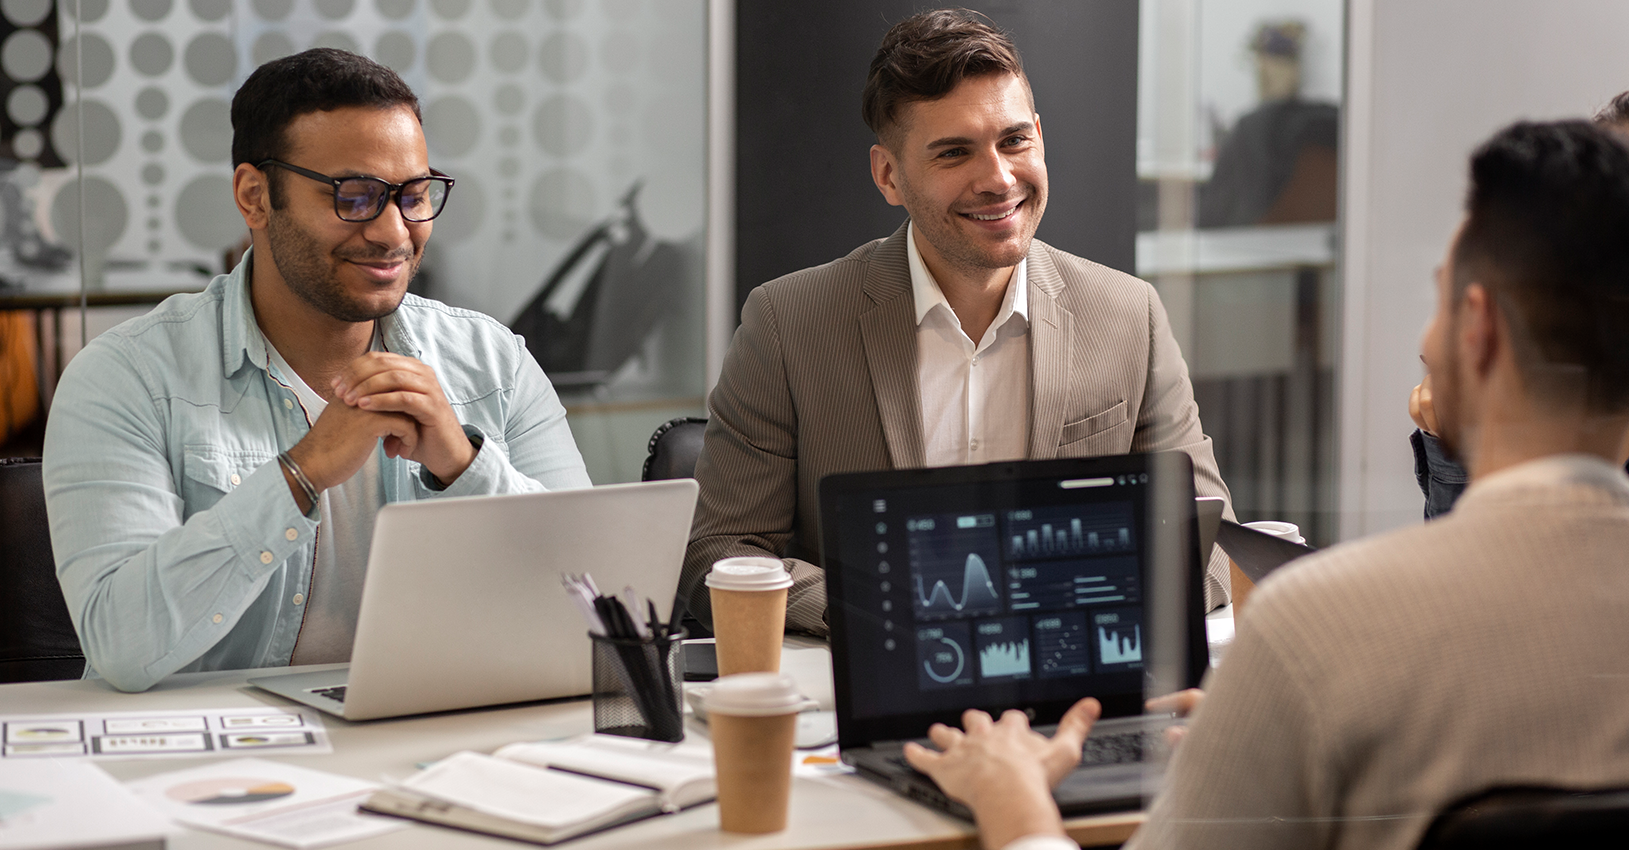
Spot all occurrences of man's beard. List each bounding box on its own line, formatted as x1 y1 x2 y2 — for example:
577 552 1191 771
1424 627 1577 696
266 210 417 324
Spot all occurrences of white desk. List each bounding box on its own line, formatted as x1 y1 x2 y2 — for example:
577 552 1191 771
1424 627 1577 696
0 643 1141 850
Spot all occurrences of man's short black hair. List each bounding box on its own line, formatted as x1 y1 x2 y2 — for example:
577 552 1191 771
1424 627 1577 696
1453 120 1629 412
861 8 1028 148
230 48 421 207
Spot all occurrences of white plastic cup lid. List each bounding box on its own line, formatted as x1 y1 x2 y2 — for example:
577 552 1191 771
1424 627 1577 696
704 672 803 716
705 557 793 591
1243 520 1305 544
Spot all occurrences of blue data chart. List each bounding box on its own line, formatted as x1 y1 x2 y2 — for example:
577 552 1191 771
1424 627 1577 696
1007 556 1140 612
1092 608 1144 671
974 617 1032 681
1004 503 1136 561
916 622 974 689
1033 612 1091 678
907 515 1004 620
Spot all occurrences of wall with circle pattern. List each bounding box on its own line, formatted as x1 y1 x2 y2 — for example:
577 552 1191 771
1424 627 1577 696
46 0 706 409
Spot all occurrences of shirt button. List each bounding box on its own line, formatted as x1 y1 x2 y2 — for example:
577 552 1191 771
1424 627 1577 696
283 398 294 410
970 440 981 451
285 528 298 541
292 593 304 606
259 551 274 564
230 473 241 486
212 614 223 624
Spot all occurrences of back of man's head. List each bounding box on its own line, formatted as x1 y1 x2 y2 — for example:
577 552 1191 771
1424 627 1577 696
861 8 1027 149
1453 120 1629 413
230 48 421 207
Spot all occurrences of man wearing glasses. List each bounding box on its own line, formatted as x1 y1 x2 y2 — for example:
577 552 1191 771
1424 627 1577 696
42 49 589 693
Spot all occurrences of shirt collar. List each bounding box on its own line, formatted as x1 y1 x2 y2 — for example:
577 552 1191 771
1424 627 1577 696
906 220 1028 329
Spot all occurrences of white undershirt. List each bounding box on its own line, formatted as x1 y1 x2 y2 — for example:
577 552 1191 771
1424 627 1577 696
264 329 386 666
908 221 1032 467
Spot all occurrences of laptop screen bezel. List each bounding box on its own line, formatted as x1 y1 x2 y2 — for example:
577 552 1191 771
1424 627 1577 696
818 452 1209 750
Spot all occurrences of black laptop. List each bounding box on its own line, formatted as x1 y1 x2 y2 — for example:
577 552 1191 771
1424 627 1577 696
818 453 1210 819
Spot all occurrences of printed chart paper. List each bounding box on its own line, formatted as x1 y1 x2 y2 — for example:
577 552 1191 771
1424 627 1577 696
128 757 408 848
0 707 330 760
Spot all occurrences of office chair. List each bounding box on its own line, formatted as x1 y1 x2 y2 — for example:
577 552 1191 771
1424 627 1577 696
641 416 708 482
1416 785 1629 849
0 456 86 683
642 417 711 639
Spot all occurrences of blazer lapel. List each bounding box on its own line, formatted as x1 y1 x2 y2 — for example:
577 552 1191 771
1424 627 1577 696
860 223 925 469
1026 245 1073 459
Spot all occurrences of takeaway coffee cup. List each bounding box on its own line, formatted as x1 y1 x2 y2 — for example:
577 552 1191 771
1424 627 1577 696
1243 520 1306 545
705 673 803 833
705 557 793 677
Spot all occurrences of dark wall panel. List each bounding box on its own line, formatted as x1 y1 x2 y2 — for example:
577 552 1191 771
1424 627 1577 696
735 0 1139 312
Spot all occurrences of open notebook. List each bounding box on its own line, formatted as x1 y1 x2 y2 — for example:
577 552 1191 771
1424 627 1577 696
362 735 715 844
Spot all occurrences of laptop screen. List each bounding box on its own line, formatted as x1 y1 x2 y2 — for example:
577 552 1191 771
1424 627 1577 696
819 453 1207 747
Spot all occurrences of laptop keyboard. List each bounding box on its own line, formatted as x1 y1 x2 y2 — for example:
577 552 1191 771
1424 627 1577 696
309 685 347 703
892 728 1160 773
1080 729 1161 766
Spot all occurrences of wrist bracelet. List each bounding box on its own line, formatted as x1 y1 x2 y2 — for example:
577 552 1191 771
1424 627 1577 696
277 451 320 509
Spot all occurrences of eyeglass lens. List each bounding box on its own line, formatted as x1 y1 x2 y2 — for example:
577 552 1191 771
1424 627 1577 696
335 177 449 222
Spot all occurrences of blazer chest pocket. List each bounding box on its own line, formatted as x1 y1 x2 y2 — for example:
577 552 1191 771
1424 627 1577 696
1058 401 1129 456
181 447 271 518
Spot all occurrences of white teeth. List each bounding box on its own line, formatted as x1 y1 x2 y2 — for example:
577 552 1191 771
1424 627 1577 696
968 208 1016 221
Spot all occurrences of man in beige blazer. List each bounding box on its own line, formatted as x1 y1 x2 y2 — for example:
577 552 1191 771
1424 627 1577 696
906 119 1629 850
682 9 1233 634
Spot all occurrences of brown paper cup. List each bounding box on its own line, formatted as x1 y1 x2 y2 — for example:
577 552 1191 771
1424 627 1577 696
710 710 798 833
710 586 788 676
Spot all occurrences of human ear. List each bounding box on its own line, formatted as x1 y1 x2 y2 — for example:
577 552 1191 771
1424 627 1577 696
233 163 271 231
870 144 905 207
1458 283 1501 378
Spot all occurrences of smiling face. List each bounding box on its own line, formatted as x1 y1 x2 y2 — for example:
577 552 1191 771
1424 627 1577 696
259 105 431 324
870 72 1047 279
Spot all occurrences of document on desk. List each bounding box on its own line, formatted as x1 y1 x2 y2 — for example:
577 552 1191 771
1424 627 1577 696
0 707 331 760
126 758 409 848
0 760 173 850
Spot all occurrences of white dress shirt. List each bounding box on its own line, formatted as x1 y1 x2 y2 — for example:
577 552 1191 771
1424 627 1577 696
908 221 1031 466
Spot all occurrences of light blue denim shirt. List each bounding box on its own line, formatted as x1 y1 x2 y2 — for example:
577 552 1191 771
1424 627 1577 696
43 252 591 692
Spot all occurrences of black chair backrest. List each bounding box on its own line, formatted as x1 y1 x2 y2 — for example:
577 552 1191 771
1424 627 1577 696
1417 785 1629 850
642 417 708 482
0 457 85 683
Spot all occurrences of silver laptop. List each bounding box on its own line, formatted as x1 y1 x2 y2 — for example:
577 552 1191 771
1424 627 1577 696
250 479 699 721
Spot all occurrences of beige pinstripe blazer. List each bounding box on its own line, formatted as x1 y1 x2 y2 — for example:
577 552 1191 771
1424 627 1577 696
683 223 1233 633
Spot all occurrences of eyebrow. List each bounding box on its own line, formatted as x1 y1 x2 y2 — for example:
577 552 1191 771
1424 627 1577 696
925 121 1035 150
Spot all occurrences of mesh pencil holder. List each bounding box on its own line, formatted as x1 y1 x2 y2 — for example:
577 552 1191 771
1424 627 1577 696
590 629 687 743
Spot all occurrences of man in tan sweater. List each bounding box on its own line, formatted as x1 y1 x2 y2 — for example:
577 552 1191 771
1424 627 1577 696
905 119 1629 850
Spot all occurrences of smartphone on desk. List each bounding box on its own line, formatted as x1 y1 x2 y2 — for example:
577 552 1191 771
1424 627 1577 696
682 640 717 681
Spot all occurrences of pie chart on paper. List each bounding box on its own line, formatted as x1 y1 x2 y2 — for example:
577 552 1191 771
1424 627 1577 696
165 777 296 805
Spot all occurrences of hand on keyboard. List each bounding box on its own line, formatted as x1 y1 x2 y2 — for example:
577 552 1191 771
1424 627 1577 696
900 698 1101 849
1145 687 1205 747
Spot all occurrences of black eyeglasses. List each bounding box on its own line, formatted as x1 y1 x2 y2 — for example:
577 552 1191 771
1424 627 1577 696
257 159 455 223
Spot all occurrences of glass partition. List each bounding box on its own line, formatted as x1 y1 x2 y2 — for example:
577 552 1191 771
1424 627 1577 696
23 0 709 479
1138 0 1342 544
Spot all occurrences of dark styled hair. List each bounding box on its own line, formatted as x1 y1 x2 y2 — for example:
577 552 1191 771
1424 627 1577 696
230 48 421 207
1594 90 1629 129
861 8 1027 147
1452 120 1629 412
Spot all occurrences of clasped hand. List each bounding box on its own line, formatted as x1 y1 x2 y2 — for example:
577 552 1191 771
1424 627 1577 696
286 352 474 493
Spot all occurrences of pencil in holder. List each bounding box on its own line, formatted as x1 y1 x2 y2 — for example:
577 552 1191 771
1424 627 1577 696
590 629 687 743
